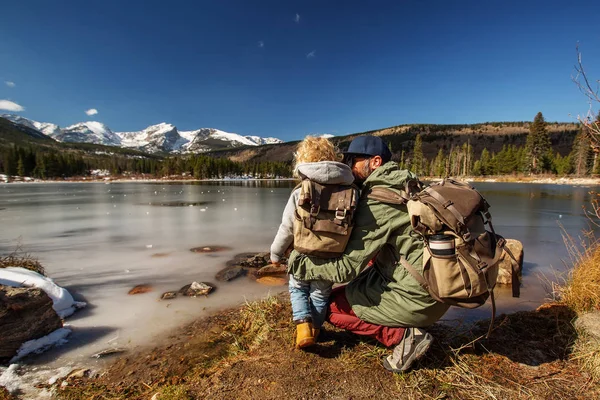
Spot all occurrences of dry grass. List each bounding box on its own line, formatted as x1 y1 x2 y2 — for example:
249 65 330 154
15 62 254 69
56 292 600 400
224 295 291 354
561 243 600 313
557 213 600 382
0 245 45 275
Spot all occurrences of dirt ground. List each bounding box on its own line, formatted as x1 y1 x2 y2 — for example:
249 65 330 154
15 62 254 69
47 293 599 400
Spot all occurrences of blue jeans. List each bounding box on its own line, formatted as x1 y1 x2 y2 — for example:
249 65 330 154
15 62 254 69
288 274 332 329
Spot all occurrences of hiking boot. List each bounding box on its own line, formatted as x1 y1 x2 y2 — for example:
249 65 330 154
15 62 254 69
295 321 315 348
383 328 433 373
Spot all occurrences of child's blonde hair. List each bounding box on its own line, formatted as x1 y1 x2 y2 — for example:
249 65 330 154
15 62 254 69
294 136 342 171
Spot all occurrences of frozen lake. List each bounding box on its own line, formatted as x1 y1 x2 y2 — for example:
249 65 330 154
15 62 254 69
0 180 598 371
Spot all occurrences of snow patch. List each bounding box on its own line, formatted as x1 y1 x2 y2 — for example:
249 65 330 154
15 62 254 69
9 328 71 363
0 364 21 394
0 267 86 318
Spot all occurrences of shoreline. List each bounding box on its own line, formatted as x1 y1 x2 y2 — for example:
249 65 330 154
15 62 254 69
2 175 600 186
45 294 600 399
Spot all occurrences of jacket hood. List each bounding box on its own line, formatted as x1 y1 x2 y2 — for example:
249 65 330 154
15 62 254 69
295 161 355 185
362 162 418 192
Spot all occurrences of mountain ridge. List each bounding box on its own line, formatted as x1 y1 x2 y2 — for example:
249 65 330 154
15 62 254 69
1 114 283 154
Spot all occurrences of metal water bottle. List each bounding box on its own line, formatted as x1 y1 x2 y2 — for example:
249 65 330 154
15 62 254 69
428 234 455 256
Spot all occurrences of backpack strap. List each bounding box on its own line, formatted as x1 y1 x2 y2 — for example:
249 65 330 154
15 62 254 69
366 181 419 205
399 257 427 287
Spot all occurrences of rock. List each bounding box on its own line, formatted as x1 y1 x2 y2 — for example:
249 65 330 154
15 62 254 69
252 263 287 278
151 252 172 258
215 266 247 282
160 291 178 300
239 254 270 269
190 246 231 254
128 284 152 295
0 285 63 364
575 311 600 342
256 276 288 286
91 347 127 358
179 282 213 297
66 368 91 379
226 252 260 267
496 239 523 285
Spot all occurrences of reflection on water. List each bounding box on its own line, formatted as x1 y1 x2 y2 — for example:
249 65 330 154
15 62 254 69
0 180 599 364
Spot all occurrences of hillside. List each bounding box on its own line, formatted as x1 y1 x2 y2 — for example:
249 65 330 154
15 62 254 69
209 122 580 163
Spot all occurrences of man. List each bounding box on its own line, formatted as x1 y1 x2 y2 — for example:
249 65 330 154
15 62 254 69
287 135 449 372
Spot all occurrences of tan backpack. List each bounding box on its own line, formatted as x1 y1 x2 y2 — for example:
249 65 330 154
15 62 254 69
368 178 520 335
293 179 359 258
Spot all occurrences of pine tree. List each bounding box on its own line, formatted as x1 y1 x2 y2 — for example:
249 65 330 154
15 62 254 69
571 129 592 176
17 156 25 177
524 112 551 174
410 134 424 175
433 148 446 177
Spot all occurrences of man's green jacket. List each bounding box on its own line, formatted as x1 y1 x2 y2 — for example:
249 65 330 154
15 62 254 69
287 162 450 327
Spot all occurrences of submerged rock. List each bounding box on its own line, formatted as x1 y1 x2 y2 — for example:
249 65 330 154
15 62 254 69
128 284 153 295
0 285 63 364
151 252 172 258
496 239 523 285
145 201 212 207
256 276 288 286
251 263 288 278
179 282 213 297
190 246 231 254
91 347 127 359
215 266 247 282
160 291 178 300
239 253 271 269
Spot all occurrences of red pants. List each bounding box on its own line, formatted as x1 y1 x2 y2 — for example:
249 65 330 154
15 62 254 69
327 286 405 347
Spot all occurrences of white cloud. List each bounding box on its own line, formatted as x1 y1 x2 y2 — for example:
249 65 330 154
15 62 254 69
306 50 316 59
85 108 98 116
0 100 24 112
294 13 300 23
258 40 264 48
5 81 15 88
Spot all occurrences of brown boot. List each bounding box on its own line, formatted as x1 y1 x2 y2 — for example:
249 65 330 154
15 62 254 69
296 321 315 348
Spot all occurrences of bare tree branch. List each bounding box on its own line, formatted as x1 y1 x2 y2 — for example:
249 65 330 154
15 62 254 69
572 44 600 147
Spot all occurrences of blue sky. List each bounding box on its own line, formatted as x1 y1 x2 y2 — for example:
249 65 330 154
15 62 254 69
1 0 599 141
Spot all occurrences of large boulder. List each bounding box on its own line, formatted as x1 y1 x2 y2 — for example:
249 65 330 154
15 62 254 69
0 285 63 363
575 311 600 343
496 239 524 285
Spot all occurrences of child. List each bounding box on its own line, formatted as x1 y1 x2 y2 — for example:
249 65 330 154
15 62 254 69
270 136 355 348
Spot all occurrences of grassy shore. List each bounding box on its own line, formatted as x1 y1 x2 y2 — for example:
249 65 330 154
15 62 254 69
1 243 599 399
51 294 598 399
47 296 596 400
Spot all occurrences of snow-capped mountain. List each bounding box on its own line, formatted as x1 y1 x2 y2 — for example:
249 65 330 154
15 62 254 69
59 122 122 146
1 114 284 153
117 123 181 153
2 114 61 137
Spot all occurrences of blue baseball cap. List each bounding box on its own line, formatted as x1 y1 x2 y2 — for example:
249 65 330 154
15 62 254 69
343 136 392 163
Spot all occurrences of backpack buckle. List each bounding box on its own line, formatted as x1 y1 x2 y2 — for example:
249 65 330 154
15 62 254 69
442 200 453 209
335 208 347 220
310 205 320 216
